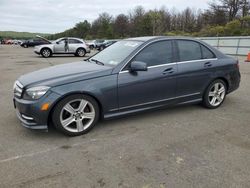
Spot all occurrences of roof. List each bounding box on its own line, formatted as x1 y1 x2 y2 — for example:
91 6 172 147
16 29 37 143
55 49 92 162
126 36 162 42
126 36 200 42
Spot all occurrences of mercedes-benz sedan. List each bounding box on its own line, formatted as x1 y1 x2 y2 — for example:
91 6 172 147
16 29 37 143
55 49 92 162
13 36 240 136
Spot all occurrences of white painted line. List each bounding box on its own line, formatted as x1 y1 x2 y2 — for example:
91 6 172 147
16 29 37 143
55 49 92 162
0 138 97 164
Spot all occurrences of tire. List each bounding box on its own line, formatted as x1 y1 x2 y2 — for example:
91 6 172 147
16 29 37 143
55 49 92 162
202 79 227 109
76 48 86 57
41 48 52 58
100 46 104 51
89 45 94 50
52 94 100 136
23 44 28 48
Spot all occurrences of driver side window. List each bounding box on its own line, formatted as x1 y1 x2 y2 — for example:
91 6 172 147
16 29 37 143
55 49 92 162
133 40 173 67
58 39 66 44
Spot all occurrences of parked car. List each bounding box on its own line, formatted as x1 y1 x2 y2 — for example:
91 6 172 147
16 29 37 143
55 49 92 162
96 40 118 51
87 40 96 49
21 38 50 48
94 39 105 48
13 36 240 136
34 36 90 58
87 39 105 50
13 40 23 45
5 39 13 45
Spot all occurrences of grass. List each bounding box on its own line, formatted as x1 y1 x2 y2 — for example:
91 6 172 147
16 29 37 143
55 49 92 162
0 31 51 40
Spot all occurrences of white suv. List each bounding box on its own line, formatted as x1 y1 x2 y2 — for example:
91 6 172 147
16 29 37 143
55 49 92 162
34 36 90 58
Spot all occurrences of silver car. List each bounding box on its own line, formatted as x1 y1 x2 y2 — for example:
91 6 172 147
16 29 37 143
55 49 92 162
34 36 90 58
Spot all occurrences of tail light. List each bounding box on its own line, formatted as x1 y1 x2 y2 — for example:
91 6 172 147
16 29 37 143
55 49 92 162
236 60 239 69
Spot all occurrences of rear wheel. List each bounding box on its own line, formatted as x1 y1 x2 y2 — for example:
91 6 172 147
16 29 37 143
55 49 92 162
76 48 86 57
203 79 227 109
52 94 99 136
41 48 52 58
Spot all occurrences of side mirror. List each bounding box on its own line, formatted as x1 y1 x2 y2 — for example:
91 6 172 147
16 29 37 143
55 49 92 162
130 61 148 72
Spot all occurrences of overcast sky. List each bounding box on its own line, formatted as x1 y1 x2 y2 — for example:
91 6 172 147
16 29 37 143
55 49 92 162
0 0 209 34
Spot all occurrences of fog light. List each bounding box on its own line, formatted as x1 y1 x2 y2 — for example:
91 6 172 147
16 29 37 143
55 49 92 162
41 103 50 111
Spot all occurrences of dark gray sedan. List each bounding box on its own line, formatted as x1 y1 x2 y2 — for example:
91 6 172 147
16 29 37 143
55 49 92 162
13 36 240 136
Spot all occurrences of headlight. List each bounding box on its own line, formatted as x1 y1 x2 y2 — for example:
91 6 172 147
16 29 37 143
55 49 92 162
25 86 50 100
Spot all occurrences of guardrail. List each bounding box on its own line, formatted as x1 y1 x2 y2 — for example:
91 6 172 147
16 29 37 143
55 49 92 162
198 36 250 56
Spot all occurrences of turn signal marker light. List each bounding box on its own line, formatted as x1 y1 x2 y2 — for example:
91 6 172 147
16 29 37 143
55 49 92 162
41 103 50 111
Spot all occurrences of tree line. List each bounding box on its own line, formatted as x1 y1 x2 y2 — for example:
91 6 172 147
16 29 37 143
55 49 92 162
48 0 250 40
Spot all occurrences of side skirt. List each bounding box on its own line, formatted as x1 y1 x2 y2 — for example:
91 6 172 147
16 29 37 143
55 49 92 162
104 98 202 119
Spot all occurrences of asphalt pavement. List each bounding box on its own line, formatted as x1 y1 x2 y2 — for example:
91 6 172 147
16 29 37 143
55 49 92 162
0 45 249 188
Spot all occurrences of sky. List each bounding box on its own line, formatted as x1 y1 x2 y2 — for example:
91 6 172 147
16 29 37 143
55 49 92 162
0 0 209 34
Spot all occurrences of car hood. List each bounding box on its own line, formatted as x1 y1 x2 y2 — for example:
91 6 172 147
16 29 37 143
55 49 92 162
18 61 113 87
36 35 51 44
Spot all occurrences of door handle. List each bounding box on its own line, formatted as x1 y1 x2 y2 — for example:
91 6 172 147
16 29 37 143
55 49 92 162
204 62 212 67
163 67 174 75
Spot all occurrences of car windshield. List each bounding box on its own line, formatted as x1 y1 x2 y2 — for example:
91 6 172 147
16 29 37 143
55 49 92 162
89 40 143 66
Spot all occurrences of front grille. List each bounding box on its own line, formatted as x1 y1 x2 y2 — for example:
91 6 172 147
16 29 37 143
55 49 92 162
14 80 23 98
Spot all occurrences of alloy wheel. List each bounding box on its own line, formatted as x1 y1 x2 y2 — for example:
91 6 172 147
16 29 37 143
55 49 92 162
42 49 51 57
60 99 95 133
77 49 85 57
208 82 226 107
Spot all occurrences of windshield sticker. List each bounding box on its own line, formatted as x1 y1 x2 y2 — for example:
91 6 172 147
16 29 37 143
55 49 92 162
109 60 118 65
124 42 139 47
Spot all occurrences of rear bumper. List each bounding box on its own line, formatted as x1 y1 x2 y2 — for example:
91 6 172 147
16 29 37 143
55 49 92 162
227 70 241 94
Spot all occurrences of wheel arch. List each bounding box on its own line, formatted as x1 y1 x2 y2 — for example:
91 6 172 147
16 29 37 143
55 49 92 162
47 91 103 127
40 47 53 54
76 47 86 53
203 77 229 97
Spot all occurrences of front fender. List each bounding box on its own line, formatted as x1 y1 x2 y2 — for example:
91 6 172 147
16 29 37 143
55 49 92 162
50 74 118 115
39 45 54 53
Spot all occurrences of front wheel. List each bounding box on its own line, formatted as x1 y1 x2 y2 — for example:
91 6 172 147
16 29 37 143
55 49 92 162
52 94 99 136
41 48 52 58
203 79 227 109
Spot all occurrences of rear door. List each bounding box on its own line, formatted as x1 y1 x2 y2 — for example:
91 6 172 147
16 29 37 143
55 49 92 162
68 39 82 53
175 39 217 97
118 40 177 110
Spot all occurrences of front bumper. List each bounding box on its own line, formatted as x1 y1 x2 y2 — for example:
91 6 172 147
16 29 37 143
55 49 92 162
16 110 47 129
34 51 40 55
34 48 41 55
13 91 61 130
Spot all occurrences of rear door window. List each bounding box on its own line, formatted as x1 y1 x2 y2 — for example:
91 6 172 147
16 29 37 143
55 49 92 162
177 40 202 61
201 45 215 59
69 39 82 44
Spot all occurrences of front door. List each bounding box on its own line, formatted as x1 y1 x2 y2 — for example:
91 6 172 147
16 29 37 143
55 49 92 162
54 38 67 53
118 40 177 110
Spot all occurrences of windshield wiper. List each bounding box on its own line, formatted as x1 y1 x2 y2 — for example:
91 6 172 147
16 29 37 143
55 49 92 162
90 59 104 66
